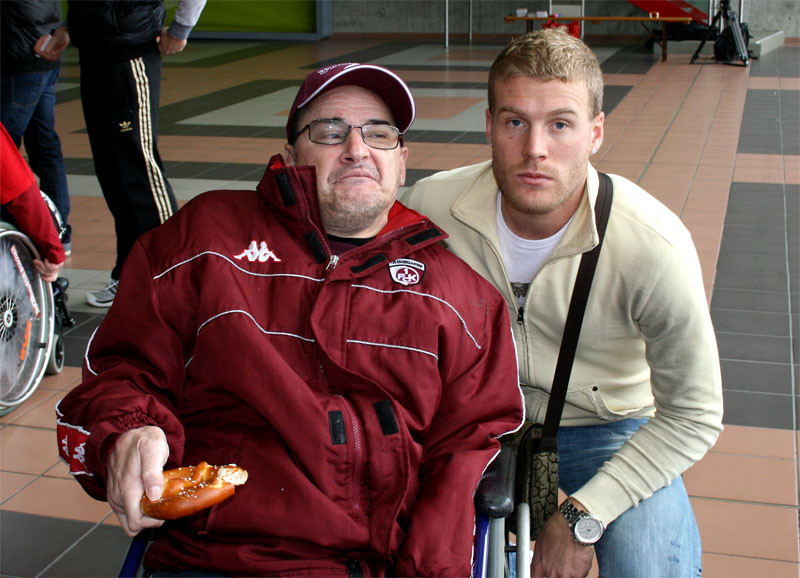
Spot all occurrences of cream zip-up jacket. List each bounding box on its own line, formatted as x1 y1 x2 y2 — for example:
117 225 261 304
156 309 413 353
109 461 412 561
402 160 723 525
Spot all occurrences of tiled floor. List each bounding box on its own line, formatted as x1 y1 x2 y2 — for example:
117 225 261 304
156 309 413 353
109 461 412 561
1 35 798 577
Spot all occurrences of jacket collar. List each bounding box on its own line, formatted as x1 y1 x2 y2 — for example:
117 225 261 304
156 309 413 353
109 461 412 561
450 160 602 260
258 154 448 276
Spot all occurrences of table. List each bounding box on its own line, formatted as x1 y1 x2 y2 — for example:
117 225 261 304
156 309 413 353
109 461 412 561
504 15 693 61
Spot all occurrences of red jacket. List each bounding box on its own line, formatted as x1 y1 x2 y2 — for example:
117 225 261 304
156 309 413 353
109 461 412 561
1 123 65 264
56 155 523 577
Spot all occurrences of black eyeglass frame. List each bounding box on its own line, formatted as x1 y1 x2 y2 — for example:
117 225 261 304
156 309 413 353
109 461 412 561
295 118 403 150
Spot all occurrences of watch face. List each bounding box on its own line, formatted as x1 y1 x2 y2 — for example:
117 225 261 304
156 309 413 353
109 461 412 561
575 516 603 544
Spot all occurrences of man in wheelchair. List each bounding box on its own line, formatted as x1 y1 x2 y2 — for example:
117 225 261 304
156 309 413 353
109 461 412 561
56 63 525 577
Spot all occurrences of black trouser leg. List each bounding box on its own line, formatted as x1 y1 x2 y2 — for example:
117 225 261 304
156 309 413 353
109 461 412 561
79 48 177 280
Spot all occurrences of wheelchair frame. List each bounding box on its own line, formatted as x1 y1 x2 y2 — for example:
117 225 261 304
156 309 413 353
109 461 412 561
0 226 57 413
1 198 74 415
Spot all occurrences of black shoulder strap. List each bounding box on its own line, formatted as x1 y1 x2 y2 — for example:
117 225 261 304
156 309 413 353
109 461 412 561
541 173 613 438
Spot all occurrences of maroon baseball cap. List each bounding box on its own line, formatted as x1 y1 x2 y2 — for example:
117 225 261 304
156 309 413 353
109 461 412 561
286 63 416 142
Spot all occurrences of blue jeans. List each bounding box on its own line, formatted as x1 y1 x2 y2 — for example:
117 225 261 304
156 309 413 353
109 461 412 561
1 69 70 225
512 419 702 577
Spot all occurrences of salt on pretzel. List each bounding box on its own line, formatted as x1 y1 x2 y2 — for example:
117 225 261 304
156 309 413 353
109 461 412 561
140 461 248 520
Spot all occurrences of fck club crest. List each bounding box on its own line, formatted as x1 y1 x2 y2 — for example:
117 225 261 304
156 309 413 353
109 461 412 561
388 259 425 286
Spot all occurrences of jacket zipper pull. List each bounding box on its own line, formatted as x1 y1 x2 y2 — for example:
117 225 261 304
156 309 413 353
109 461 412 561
517 306 525 325
327 254 340 270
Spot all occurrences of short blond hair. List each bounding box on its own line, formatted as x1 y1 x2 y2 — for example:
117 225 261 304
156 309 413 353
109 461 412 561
488 28 603 118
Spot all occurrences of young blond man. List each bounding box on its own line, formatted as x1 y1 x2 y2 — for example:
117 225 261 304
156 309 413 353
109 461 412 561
403 29 722 577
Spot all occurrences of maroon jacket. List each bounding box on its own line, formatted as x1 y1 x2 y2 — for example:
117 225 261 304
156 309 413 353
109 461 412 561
56 155 523 577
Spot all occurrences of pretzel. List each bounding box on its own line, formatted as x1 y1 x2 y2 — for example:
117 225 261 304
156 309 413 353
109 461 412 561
140 461 248 520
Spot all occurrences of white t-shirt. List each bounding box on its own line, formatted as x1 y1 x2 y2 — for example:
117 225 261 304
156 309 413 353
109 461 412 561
496 192 570 307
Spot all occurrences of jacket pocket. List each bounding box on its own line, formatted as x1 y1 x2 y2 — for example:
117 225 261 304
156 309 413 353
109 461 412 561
572 384 649 421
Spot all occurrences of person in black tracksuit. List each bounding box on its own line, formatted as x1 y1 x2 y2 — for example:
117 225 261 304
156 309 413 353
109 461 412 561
40 0 205 307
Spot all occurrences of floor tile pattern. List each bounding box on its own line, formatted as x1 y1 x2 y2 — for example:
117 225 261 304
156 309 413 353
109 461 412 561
1 37 798 577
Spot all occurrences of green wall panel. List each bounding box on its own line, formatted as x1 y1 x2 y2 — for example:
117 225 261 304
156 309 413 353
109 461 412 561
166 0 316 34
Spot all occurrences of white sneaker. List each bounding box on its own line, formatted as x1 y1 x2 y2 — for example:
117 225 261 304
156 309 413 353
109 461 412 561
86 280 119 308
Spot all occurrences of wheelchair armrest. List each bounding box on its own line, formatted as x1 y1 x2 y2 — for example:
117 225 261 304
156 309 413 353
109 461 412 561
475 444 515 518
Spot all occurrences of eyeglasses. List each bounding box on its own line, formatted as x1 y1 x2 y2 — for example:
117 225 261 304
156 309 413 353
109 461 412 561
297 119 402 150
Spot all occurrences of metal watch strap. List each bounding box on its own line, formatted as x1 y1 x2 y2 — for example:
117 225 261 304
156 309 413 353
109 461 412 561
559 499 583 527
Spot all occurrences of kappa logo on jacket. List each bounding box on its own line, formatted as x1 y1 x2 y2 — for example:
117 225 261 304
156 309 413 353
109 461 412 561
60 432 87 468
234 240 282 263
388 259 425 286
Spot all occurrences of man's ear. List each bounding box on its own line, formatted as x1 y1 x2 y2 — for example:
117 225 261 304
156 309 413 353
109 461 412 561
398 146 409 187
590 112 604 156
485 107 493 146
284 143 297 166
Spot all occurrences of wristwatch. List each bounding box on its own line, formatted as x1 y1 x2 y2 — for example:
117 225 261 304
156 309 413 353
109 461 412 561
559 499 604 545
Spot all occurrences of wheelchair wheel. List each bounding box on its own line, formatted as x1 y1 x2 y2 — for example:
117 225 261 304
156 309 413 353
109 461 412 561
0 228 55 415
46 330 65 375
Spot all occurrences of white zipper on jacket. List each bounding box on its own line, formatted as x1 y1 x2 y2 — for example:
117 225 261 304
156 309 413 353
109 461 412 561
327 254 340 270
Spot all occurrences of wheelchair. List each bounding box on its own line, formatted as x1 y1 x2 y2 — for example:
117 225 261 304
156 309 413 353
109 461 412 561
0 192 74 416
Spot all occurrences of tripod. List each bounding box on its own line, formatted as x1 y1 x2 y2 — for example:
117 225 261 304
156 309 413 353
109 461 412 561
691 0 749 66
